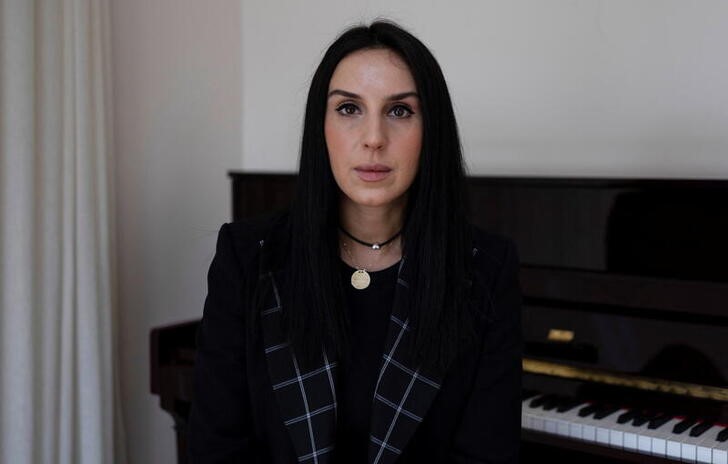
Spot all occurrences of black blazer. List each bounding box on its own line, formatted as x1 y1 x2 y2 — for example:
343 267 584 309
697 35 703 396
188 214 523 464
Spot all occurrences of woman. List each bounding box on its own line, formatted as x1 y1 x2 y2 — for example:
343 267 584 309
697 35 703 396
188 21 522 464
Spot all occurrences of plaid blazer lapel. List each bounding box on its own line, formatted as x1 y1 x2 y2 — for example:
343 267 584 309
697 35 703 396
367 257 446 464
258 240 339 464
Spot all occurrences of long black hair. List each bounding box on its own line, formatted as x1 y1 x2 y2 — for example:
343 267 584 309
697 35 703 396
283 20 474 373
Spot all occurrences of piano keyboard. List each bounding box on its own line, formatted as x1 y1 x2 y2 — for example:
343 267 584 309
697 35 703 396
521 391 728 464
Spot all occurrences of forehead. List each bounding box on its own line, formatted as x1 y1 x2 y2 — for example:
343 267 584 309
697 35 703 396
328 48 416 94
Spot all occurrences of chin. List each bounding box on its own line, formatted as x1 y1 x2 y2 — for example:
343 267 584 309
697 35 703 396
347 190 407 209
361 200 394 208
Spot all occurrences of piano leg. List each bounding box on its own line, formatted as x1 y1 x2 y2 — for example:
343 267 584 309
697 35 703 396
172 410 189 464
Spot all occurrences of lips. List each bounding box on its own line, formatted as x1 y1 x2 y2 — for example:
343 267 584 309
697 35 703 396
354 164 392 182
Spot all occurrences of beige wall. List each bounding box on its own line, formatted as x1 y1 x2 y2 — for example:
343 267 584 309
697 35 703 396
111 1 241 462
111 1 728 462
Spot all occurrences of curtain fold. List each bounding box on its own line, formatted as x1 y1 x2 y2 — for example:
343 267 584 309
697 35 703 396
0 0 125 462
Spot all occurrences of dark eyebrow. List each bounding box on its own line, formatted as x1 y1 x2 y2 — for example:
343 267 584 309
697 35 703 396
327 89 419 101
388 91 419 101
327 89 360 99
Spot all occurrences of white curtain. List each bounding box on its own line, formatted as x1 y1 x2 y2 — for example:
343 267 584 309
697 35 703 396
0 0 125 462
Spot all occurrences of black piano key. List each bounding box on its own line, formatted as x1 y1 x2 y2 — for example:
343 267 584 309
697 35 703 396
556 398 582 413
689 421 713 437
522 389 540 401
617 409 638 424
593 404 620 420
716 427 728 442
647 413 672 430
542 396 562 411
632 415 650 427
529 394 555 409
634 410 661 427
672 417 698 435
578 403 599 418
528 395 553 408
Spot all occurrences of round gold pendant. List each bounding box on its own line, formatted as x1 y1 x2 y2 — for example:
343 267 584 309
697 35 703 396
351 269 371 290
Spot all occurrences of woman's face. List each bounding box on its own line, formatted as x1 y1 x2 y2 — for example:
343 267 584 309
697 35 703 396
325 48 422 212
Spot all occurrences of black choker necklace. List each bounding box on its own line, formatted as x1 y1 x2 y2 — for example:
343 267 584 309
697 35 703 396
339 226 401 250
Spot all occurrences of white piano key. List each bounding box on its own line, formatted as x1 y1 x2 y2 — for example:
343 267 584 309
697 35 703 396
650 417 684 458
682 442 697 462
697 445 711 464
631 413 664 454
520 398 530 429
522 395 576 438
571 408 601 444
609 428 623 448
544 416 558 435
555 418 569 437
552 402 587 438
596 424 611 445
557 402 591 440
679 422 716 463
667 439 682 460
666 418 693 460
521 394 541 427
522 412 532 430
532 415 544 432
579 406 631 449
638 433 652 454
570 405 613 445
694 425 725 464
582 418 598 443
537 399 597 443
591 408 622 446
569 421 583 440
522 400 535 429
621 416 650 451
715 446 727 464
528 404 547 432
607 408 631 449
624 428 639 451
623 432 636 450
521 404 527 428
521 395 548 433
522 406 537 430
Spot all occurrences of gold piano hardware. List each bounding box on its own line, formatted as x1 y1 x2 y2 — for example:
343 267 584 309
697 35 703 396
522 357 728 402
547 329 574 342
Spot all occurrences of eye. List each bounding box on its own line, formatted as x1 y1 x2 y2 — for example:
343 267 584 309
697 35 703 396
335 103 360 116
389 104 414 119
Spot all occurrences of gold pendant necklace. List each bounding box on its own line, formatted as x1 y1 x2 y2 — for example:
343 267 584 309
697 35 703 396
341 231 401 290
350 269 371 290
341 240 377 290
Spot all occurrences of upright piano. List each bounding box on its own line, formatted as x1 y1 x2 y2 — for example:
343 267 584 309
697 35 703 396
151 173 728 463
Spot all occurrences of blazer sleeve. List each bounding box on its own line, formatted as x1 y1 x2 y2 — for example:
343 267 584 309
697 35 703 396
449 240 524 464
187 223 262 463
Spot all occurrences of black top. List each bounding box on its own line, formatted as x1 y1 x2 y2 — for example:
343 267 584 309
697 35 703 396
335 259 400 462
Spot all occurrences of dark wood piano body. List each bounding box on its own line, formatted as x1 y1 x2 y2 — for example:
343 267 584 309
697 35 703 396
151 173 728 463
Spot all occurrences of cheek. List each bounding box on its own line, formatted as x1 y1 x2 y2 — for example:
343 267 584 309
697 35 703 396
324 117 350 177
325 116 347 156
399 127 422 176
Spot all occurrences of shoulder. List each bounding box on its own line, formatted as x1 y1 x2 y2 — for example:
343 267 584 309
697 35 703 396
225 210 289 247
468 224 521 313
216 211 290 274
469 224 519 277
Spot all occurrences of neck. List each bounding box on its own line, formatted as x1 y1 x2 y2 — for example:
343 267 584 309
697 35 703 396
339 196 405 244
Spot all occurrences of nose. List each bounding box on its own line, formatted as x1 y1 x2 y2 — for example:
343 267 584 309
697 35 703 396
362 115 386 151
